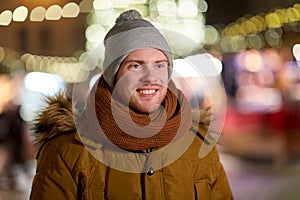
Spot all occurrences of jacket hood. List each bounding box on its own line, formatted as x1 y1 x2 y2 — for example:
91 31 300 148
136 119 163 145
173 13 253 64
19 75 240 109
33 93 76 147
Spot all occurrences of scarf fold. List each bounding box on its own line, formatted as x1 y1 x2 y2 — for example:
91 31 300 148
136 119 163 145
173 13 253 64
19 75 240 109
93 76 192 151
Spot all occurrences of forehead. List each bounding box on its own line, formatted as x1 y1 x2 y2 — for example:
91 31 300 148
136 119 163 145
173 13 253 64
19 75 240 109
124 47 168 62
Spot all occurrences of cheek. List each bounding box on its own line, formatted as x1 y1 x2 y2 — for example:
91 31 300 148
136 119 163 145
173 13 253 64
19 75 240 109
161 87 168 97
160 74 169 86
114 74 137 98
118 74 138 91
160 70 169 79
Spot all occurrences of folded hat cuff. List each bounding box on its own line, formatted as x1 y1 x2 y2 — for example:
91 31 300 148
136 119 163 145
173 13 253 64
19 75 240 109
103 27 173 88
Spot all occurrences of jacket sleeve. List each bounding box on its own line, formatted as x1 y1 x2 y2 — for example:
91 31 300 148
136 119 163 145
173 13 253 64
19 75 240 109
30 143 78 200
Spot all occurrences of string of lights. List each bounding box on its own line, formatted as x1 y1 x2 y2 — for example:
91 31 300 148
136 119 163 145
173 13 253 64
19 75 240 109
0 0 299 84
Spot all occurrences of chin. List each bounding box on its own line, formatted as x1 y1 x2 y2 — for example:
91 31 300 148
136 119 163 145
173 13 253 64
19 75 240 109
130 104 160 114
148 105 161 113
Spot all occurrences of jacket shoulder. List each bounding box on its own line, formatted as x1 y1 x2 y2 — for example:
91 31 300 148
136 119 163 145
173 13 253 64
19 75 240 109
37 132 102 172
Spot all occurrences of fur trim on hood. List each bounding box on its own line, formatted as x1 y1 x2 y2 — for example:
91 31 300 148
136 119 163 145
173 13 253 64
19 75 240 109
33 93 76 148
33 92 213 150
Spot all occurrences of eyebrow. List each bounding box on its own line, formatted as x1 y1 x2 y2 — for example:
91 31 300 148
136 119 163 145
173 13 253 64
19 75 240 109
123 59 168 64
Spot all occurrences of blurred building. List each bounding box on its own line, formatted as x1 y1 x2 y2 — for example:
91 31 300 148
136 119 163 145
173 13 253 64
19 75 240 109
0 0 86 56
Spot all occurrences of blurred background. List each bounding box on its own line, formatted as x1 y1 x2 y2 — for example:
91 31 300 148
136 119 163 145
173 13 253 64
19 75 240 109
0 0 300 199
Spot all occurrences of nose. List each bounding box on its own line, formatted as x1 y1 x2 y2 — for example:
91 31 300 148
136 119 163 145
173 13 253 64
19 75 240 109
140 65 158 83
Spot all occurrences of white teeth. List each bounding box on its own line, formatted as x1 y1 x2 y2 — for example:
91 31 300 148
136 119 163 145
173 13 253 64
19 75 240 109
139 90 155 94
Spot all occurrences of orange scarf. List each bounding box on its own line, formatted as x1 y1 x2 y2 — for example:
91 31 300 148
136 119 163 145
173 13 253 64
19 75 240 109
94 76 192 151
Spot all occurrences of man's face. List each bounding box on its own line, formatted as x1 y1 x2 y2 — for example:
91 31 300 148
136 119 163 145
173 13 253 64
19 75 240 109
115 47 169 113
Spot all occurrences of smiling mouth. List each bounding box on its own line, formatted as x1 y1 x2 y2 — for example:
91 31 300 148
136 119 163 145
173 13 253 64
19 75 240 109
137 89 157 95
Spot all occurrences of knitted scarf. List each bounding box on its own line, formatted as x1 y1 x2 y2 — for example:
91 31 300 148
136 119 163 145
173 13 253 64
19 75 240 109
94 76 192 151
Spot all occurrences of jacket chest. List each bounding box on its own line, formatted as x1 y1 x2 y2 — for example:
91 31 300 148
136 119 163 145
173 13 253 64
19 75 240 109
105 165 196 200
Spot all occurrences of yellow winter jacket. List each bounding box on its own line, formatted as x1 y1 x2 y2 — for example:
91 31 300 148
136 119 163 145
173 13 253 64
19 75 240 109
29 94 233 200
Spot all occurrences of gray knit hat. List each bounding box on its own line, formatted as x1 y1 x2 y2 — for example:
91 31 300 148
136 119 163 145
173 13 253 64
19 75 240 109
102 9 173 87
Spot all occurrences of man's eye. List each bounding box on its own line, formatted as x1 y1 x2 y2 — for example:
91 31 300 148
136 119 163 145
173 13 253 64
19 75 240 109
129 64 142 71
156 63 168 70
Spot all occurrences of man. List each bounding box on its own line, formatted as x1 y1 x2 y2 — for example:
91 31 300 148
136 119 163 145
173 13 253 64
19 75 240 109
30 10 232 199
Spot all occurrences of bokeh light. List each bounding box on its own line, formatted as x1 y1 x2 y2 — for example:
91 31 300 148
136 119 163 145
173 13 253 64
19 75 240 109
12 6 28 22
0 0 299 83
24 72 63 95
93 0 112 10
30 6 46 22
62 2 80 18
178 0 198 18
0 10 13 26
45 5 62 20
293 44 300 61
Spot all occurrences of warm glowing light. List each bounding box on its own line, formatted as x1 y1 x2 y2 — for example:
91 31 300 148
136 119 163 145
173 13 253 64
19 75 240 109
173 18 205 44
157 0 177 16
128 4 148 17
111 0 130 8
250 16 266 32
63 2 80 18
79 50 100 71
24 72 63 95
203 25 219 45
92 9 118 26
173 59 199 78
75 0 205 59
198 0 208 12
30 6 46 22
163 19 205 56
79 0 93 13
59 63 89 82
0 10 13 26
130 0 147 3
243 50 263 72
247 34 265 49
226 36 246 52
265 12 282 28
244 20 258 34
93 0 112 10
265 29 282 47
293 44 300 61
287 7 300 22
23 54 35 71
13 6 28 22
275 9 289 24
178 0 198 18
173 53 222 78
85 24 106 43
46 5 62 20
229 23 245 36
